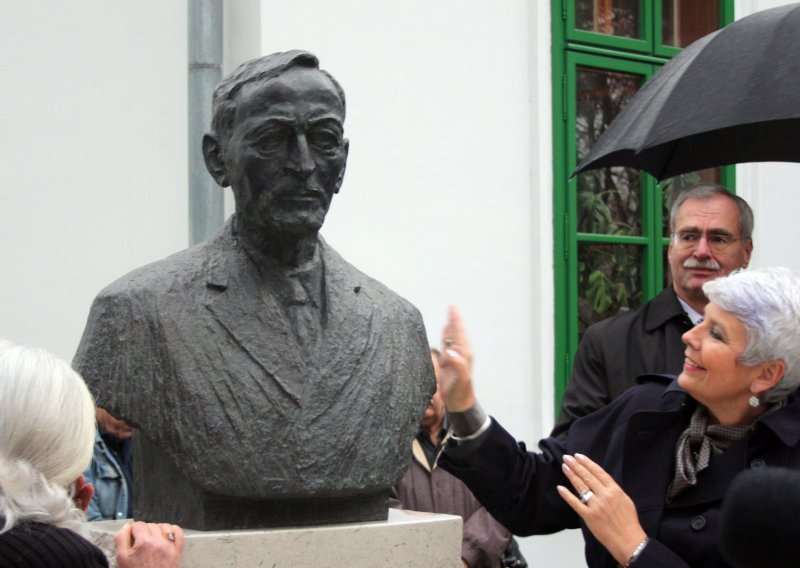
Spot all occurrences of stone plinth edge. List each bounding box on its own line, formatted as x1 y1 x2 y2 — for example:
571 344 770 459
90 508 463 567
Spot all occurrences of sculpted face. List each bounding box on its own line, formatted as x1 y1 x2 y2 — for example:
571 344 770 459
667 196 752 310
220 66 349 239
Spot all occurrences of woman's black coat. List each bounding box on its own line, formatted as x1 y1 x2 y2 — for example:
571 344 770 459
440 375 800 567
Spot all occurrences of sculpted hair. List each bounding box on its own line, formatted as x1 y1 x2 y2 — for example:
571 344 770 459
0 340 96 534
669 184 754 241
210 49 346 147
703 267 800 403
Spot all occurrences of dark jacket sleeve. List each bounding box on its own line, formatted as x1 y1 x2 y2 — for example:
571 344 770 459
630 538 690 568
442 380 707 567
439 420 579 536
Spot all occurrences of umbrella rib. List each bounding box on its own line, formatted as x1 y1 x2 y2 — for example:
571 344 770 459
654 141 678 181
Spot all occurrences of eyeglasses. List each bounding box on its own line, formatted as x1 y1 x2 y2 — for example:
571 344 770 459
673 230 741 253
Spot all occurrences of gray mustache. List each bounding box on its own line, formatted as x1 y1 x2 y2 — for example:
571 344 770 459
683 258 721 270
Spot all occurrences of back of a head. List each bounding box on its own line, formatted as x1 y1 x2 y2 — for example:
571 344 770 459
720 467 800 568
0 340 96 531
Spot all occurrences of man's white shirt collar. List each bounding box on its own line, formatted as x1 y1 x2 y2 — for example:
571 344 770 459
677 296 704 325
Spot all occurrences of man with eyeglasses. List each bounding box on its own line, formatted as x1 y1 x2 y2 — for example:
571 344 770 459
551 183 753 438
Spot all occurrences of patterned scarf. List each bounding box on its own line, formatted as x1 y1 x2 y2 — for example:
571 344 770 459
667 405 750 499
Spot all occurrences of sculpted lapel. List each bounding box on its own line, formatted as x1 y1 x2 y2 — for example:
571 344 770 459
206 246 305 406
205 235 376 413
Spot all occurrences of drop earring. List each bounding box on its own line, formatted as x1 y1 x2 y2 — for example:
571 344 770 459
748 395 760 408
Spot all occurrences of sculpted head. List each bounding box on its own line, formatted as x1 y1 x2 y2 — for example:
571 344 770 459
203 51 349 241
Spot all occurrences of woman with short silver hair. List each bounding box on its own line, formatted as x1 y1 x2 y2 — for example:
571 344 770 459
437 267 800 567
703 266 800 403
0 340 184 568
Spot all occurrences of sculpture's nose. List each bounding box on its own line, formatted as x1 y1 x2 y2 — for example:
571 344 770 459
286 133 316 178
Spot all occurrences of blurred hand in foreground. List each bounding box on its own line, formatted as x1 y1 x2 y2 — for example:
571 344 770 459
116 521 184 568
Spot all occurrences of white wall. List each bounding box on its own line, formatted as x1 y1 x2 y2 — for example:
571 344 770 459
0 2 189 361
735 0 800 272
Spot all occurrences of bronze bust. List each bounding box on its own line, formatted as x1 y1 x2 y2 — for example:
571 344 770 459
74 50 434 530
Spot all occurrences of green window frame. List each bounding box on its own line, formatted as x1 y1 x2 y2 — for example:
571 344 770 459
552 0 735 412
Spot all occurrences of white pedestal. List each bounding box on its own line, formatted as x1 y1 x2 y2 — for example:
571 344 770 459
91 509 463 568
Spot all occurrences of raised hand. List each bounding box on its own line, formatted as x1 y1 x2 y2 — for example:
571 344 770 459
439 305 477 412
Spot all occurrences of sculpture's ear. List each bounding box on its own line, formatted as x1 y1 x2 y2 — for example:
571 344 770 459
334 138 349 194
202 133 230 187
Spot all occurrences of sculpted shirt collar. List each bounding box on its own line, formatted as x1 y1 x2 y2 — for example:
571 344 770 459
676 296 704 326
228 214 324 307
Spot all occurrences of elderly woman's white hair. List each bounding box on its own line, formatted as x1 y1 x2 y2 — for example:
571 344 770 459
703 267 800 403
0 340 96 533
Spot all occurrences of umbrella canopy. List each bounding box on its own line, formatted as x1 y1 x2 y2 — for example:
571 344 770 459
573 2 800 181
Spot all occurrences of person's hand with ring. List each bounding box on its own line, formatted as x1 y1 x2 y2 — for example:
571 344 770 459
557 453 647 566
115 521 185 568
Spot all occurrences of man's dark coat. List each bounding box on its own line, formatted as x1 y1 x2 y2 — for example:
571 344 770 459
553 286 693 437
442 376 800 567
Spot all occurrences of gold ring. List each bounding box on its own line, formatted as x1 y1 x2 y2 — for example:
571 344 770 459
163 532 176 542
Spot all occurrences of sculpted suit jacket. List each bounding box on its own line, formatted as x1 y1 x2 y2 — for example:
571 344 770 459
552 286 693 437
442 375 800 567
74 219 433 504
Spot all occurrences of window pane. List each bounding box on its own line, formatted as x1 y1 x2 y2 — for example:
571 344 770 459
575 0 641 38
659 168 721 237
578 242 644 337
576 66 644 235
662 0 719 47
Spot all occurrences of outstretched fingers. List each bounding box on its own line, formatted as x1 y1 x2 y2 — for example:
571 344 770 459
439 305 476 412
557 454 648 566
574 453 615 487
442 305 471 355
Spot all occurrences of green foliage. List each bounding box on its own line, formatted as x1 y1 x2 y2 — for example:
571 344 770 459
586 268 628 314
576 169 644 336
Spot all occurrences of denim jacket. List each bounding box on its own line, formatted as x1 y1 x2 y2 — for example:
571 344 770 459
83 430 131 521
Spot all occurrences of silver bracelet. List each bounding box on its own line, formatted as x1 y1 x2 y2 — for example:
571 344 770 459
624 537 649 567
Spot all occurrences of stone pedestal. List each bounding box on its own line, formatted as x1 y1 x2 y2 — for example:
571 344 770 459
90 509 463 568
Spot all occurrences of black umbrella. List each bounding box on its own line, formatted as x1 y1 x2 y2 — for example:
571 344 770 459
573 2 800 181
